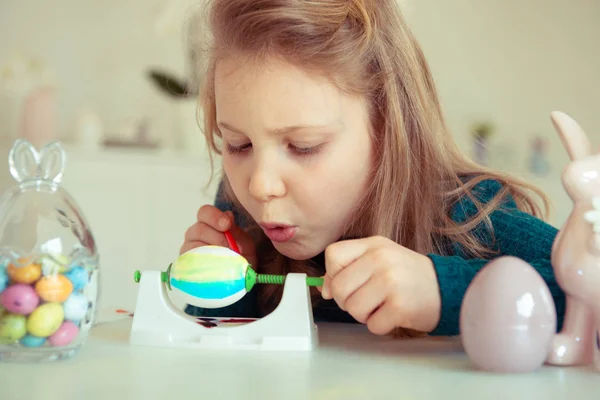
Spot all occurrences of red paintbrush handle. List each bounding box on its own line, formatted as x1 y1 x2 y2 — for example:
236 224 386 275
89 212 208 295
224 230 240 253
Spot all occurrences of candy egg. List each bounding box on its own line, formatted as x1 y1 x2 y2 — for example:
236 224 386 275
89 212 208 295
169 246 250 308
0 313 27 344
48 321 79 346
41 254 69 276
0 284 40 315
63 293 88 322
35 274 73 303
20 334 46 347
0 267 8 293
64 266 89 291
460 256 556 373
27 302 64 337
7 260 42 284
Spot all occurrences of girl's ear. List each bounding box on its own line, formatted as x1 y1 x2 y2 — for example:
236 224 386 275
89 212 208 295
550 111 592 161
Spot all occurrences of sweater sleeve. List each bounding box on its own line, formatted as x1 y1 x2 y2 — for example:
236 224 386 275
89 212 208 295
427 180 565 336
183 180 260 319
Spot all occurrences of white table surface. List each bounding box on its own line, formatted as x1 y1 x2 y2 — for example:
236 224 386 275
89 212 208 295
1 318 599 400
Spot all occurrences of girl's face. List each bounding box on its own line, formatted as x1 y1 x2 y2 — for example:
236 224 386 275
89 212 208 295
215 57 373 260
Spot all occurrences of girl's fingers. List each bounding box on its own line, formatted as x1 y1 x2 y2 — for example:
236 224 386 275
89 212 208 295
329 258 374 310
184 222 230 248
366 299 402 336
344 279 386 324
196 204 233 232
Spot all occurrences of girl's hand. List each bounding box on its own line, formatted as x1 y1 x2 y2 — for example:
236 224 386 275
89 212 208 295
321 236 441 335
180 204 258 267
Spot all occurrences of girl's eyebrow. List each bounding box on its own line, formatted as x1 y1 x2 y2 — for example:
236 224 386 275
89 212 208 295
217 121 343 136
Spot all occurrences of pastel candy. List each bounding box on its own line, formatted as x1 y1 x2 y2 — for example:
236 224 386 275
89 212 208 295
170 246 249 308
27 302 64 337
41 255 69 276
7 261 42 284
64 266 89 291
48 321 78 347
0 284 40 315
35 274 73 303
0 267 8 293
20 334 46 347
0 313 27 344
63 293 88 322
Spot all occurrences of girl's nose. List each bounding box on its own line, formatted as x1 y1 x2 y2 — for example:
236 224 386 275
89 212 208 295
248 159 286 202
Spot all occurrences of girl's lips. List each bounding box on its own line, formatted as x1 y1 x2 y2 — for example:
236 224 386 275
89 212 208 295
260 224 297 242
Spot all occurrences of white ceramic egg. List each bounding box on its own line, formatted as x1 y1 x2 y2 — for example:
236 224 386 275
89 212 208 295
460 256 557 373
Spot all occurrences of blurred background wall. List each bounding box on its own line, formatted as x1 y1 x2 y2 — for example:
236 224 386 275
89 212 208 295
0 0 598 311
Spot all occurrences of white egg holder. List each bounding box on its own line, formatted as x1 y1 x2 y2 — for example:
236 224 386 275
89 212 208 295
129 270 319 351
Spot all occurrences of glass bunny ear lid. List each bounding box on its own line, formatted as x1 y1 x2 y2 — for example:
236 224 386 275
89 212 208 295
0 139 99 362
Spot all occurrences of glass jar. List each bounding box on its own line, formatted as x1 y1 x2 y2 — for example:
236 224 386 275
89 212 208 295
0 139 99 362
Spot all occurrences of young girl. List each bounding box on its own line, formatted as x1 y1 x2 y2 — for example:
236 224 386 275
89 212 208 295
180 0 564 337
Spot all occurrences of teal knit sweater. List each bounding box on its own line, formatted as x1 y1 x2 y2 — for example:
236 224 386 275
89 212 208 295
184 179 565 336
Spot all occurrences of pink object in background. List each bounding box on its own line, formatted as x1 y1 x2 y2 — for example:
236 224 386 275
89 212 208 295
460 256 557 373
545 111 600 369
18 86 57 148
460 111 600 374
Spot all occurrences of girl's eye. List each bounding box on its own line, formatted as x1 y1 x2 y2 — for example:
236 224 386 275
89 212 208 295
226 143 252 155
225 142 324 157
288 143 324 156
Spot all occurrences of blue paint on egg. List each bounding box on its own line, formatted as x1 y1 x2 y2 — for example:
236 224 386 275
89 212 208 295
171 278 245 300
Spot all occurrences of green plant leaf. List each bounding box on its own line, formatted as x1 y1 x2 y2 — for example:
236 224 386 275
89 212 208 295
147 69 193 98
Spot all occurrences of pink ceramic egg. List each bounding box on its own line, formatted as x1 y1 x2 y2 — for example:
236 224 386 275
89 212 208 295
460 256 557 373
0 284 40 315
48 320 79 347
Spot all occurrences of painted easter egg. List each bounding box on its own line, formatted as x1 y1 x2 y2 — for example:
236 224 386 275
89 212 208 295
27 302 64 337
7 260 42 284
0 284 40 315
0 266 8 293
35 274 73 303
0 313 27 344
63 293 88 322
460 256 556 373
20 334 46 347
170 245 250 308
64 266 89 291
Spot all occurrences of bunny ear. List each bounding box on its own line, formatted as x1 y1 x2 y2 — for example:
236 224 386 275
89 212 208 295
6 139 67 184
550 111 592 161
8 139 40 183
39 141 67 183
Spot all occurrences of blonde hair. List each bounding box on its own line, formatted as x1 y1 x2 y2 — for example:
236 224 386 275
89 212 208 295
192 0 550 335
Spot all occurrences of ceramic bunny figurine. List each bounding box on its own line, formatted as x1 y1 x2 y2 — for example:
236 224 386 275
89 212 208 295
546 111 600 369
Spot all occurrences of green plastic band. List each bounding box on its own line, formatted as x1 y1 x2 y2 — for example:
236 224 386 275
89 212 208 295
164 264 172 290
305 276 324 287
245 266 257 292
